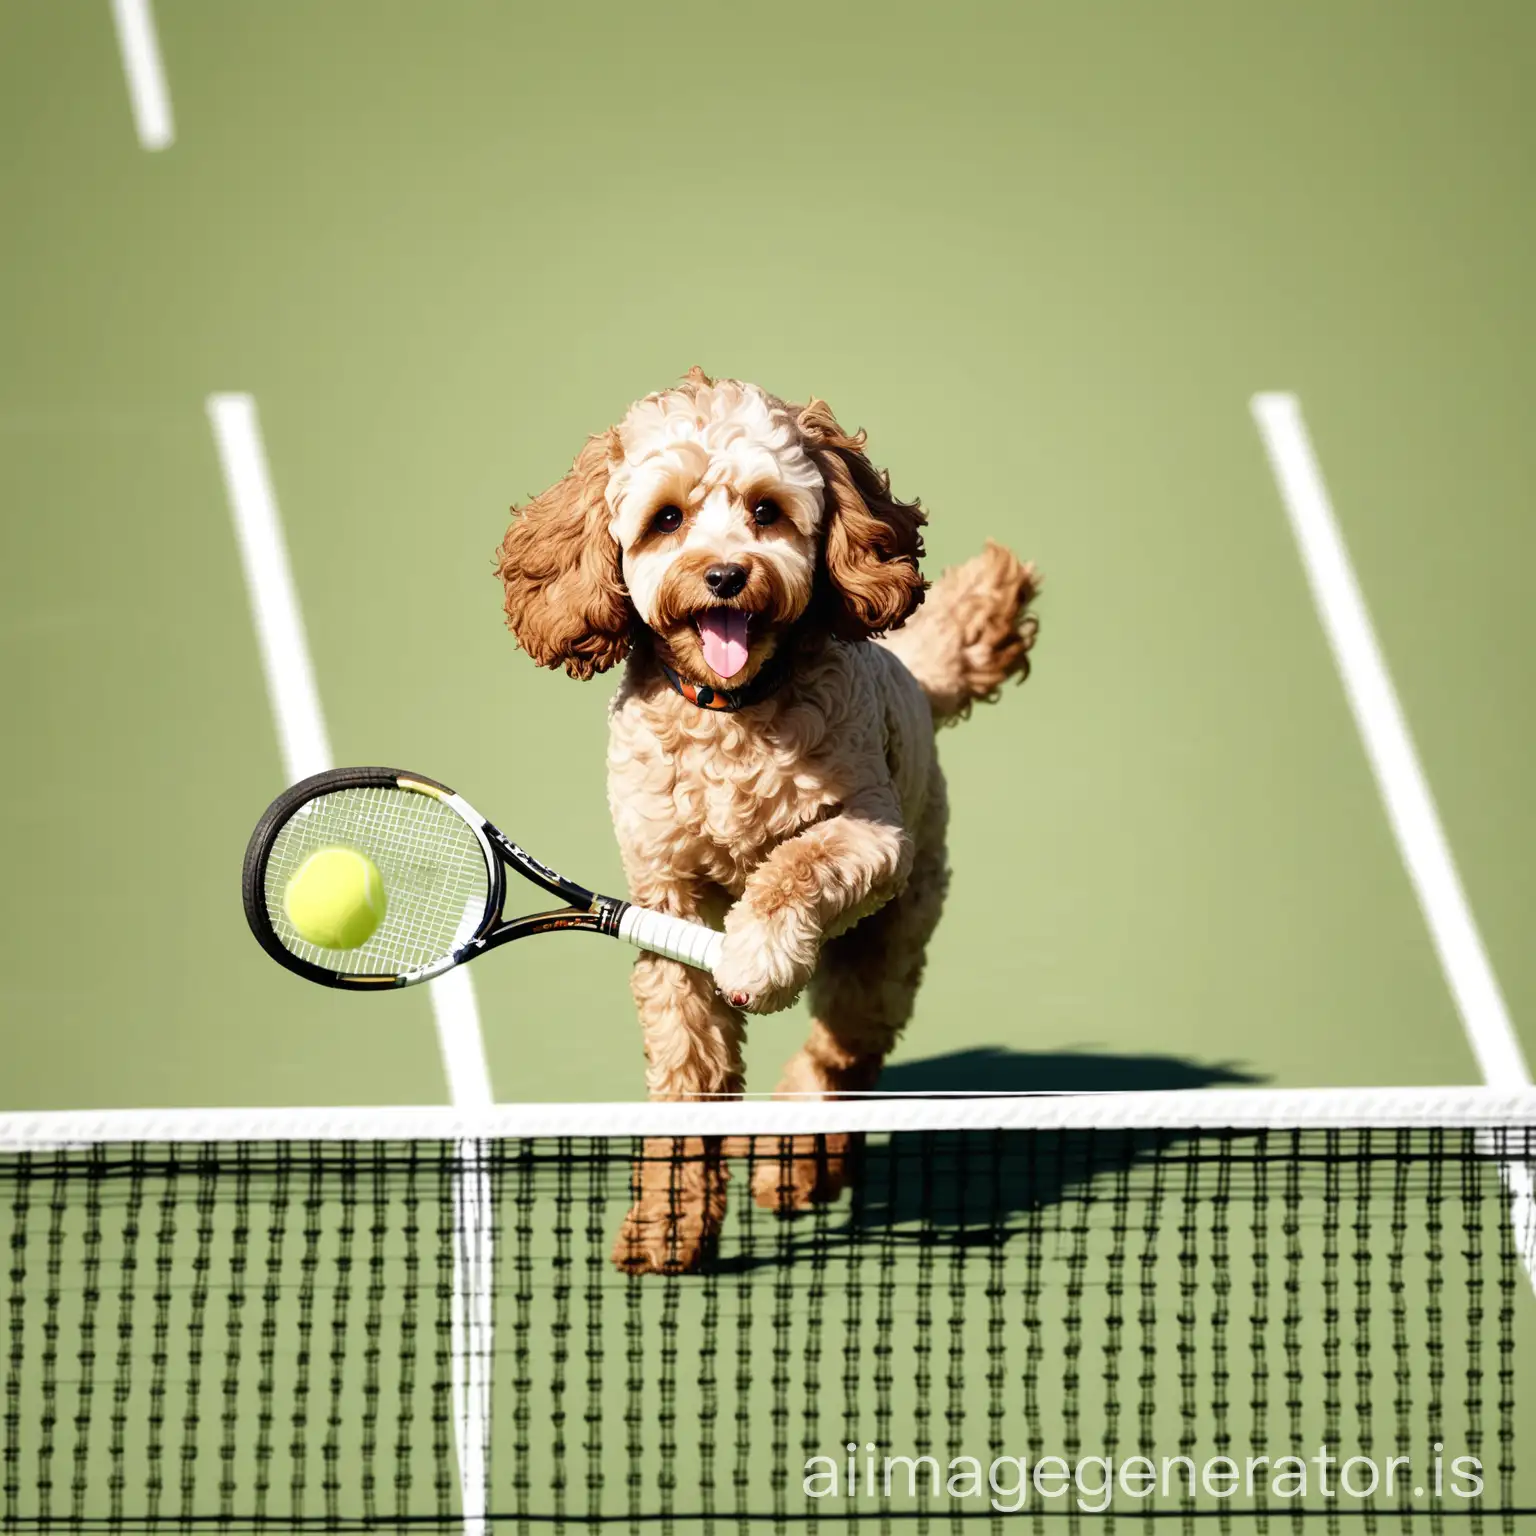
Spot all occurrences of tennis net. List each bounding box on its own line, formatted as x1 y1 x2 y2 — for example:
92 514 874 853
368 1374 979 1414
2 1089 1535 1532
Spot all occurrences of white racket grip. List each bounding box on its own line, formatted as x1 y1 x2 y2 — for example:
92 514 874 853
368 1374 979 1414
617 904 724 974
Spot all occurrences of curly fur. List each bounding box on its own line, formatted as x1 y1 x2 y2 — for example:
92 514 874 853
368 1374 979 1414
497 430 630 679
797 397 929 640
497 371 1040 1273
878 540 1042 723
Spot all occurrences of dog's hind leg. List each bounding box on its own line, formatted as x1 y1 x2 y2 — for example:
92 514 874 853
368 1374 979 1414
751 771 950 1212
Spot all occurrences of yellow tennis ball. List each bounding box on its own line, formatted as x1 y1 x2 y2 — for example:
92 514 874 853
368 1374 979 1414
284 846 386 950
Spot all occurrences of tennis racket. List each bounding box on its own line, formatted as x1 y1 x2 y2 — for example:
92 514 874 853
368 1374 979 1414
243 766 723 990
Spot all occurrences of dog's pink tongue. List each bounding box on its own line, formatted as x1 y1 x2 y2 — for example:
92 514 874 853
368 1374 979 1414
698 609 750 679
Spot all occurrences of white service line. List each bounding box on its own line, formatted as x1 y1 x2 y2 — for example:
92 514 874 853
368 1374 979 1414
1251 391 1536 1283
109 0 174 151
442 958 493 1536
451 1139 494 1536
209 393 495 1530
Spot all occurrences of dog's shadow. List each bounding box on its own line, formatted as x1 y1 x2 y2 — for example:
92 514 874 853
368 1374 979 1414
876 1045 1259 1099
713 1047 1263 1271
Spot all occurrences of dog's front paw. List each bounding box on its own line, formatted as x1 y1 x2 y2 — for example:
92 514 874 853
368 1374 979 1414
714 910 816 1015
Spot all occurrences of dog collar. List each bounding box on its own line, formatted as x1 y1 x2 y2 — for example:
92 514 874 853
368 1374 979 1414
657 651 791 712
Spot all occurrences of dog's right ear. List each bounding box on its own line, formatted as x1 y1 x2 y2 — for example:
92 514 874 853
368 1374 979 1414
496 430 631 680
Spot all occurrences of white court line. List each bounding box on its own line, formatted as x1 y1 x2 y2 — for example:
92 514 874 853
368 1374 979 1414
208 396 331 784
208 391 496 1100
1250 394 1527 1084
109 0 174 151
435 967 494 1109
1251 391 1536 1285
208 393 494 1531
450 1139 493 1536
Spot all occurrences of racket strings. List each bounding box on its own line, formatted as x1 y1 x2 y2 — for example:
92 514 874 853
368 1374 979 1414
333 788 457 972
345 787 483 970
263 786 491 976
337 785 488 971
276 785 484 973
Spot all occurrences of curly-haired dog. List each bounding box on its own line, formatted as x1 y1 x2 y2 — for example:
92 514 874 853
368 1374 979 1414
497 369 1039 1273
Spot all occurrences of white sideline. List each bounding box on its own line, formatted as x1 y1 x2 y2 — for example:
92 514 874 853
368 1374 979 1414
109 0 174 151
5 1087 1536 1145
209 393 493 1535
208 395 331 784
1251 392 1535 1287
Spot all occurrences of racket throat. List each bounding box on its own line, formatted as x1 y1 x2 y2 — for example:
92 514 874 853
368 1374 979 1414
592 894 629 937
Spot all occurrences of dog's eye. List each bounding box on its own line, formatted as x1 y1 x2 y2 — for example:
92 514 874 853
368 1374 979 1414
651 505 684 534
753 498 782 528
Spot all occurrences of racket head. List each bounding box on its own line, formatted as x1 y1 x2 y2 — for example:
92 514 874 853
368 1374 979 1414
242 767 503 989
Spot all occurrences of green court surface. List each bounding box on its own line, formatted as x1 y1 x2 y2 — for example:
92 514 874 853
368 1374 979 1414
4 2 1535 1111
1 2 1535 1529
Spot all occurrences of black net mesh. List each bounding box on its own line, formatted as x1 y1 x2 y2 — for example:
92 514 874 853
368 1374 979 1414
3 1126 1534 1531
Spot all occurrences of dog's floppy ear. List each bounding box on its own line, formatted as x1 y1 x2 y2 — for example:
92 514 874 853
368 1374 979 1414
497 429 631 679
797 398 927 640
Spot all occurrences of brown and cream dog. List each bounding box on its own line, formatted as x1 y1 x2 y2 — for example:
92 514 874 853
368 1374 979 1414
497 368 1039 1272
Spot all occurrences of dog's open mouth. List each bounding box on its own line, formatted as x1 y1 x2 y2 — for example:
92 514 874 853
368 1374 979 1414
695 608 750 680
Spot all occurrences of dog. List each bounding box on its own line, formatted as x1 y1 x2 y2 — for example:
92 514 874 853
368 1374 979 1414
496 368 1039 1273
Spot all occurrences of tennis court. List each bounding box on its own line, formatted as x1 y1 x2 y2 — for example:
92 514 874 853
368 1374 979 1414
2 3 1534 1529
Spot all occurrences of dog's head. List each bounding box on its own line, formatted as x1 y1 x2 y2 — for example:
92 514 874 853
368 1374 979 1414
496 369 926 688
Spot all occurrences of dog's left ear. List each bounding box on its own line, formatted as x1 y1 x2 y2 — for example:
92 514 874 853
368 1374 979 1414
797 398 927 639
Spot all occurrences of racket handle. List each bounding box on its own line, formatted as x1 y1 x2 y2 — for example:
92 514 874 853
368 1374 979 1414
616 904 724 974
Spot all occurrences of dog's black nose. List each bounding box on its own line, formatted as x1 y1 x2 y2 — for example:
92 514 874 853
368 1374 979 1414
704 563 748 599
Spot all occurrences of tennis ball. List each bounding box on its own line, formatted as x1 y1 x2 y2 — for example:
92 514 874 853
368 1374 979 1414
284 846 386 950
